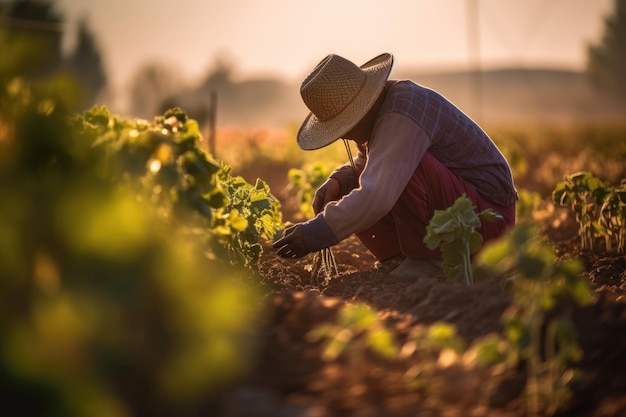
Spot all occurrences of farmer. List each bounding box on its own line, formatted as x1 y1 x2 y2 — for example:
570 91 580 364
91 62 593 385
273 53 517 277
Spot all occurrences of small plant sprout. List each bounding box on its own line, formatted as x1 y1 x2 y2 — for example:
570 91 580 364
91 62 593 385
598 179 626 254
553 172 626 255
552 171 611 252
424 194 502 284
402 322 468 392
307 302 398 362
287 161 333 219
310 247 339 286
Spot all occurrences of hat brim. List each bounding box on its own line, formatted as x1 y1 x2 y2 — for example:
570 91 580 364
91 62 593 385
297 53 394 151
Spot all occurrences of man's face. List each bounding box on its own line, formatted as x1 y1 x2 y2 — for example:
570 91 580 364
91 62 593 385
340 92 385 144
341 118 370 145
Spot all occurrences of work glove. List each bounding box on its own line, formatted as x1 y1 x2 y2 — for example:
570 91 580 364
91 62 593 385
273 215 339 259
312 177 341 214
273 223 309 258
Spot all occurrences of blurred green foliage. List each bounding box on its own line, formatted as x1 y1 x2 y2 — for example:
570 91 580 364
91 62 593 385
488 123 626 166
478 225 590 415
287 161 334 219
0 78 268 415
515 189 544 224
308 302 398 361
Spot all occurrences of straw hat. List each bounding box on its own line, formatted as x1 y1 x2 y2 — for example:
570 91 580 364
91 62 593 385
297 53 394 150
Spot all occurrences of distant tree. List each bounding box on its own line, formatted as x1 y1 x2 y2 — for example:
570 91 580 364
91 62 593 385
128 61 183 119
586 0 626 100
65 17 108 107
0 0 108 109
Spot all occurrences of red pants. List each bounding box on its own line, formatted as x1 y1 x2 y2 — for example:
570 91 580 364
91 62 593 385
356 152 516 261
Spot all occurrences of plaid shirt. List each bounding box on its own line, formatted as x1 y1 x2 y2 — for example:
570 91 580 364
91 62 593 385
381 80 518 206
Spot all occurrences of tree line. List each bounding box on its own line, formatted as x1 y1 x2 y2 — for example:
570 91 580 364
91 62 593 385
1 0 625 120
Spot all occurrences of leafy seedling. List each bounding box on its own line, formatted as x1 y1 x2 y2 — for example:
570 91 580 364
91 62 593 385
424 194 502 284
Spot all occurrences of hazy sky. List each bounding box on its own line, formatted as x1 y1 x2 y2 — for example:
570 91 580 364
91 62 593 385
55 0 614 99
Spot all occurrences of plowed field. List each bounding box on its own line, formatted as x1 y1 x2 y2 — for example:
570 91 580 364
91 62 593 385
217 154 626 417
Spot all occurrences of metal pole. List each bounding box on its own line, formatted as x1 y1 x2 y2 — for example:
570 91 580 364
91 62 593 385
208 91 217 158
467 0 483 123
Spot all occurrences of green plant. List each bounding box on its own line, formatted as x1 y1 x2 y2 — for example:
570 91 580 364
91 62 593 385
516 189 545 224
216 165 283 267
552 171 610 251
76 105 282 267
424 194 502 284
307 302 398 361
478 225 592 416
598 179 626 254
553 171 626 254
287 161 333 219
401 322 467 391
0 79 258 416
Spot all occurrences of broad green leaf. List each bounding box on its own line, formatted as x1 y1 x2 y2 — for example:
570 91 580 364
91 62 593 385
228 210 249 232
552 182 568 205
459 207 481 228
468 231 484 254
478 209 503 222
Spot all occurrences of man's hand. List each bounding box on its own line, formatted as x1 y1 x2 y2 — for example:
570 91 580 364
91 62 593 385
312 178 341 214
273 223 310 258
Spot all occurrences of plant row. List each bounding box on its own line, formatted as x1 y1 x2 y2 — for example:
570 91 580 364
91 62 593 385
0 77 282 416
553 171 626 254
